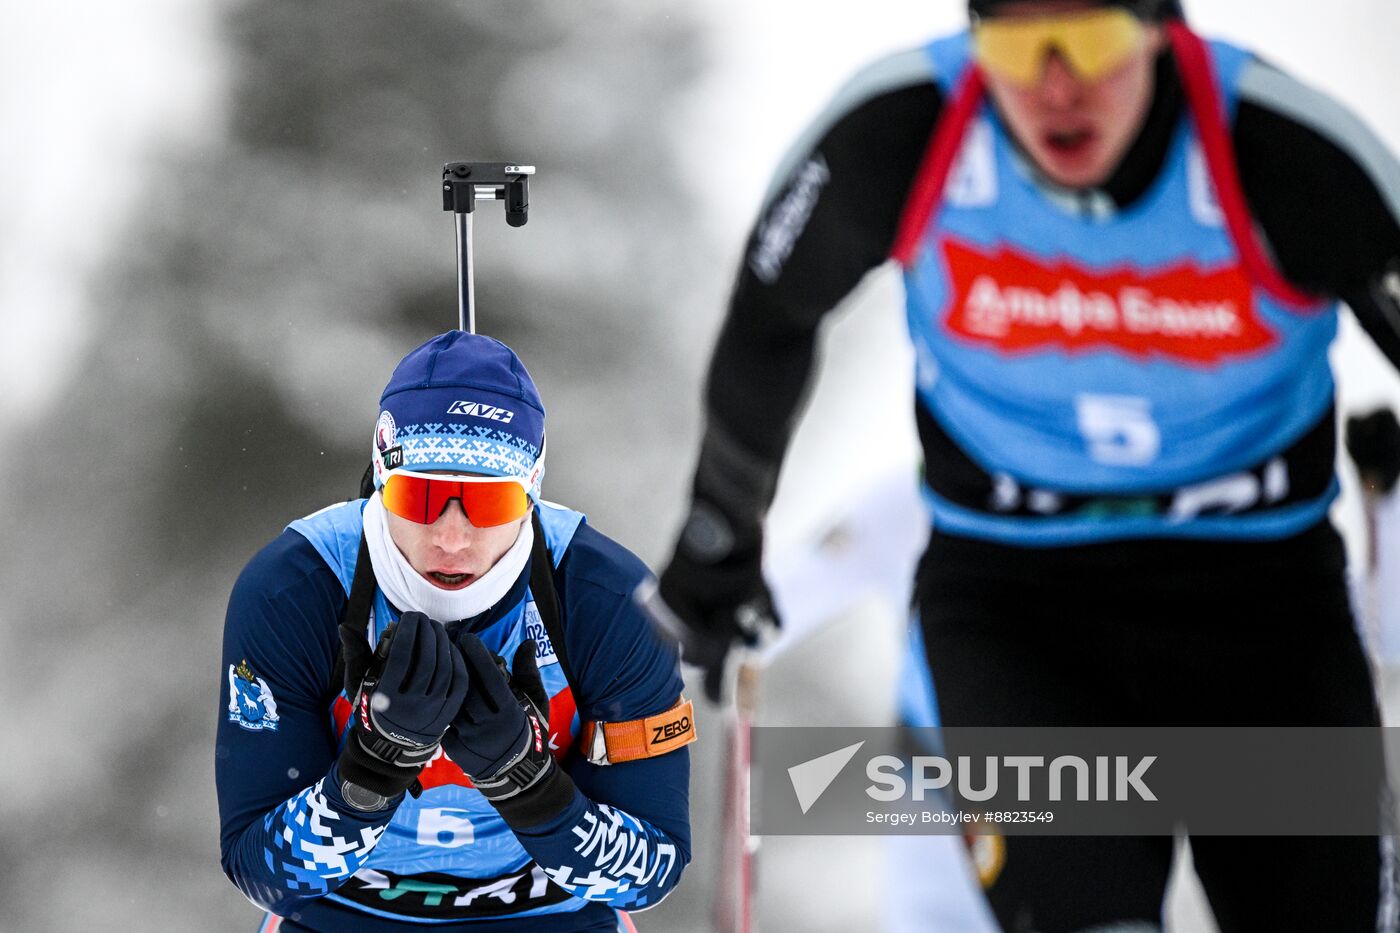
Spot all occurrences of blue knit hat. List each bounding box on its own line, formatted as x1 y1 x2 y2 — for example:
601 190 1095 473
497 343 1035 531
371 332 546 497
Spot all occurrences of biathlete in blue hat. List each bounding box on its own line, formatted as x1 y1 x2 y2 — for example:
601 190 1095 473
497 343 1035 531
655 0 1400 929
217 332 694 932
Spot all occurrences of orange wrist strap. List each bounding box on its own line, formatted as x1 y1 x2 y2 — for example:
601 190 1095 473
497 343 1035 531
579 698 696 765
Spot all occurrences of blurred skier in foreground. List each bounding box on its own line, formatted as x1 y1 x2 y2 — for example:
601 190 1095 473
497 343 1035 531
656 0 1400 928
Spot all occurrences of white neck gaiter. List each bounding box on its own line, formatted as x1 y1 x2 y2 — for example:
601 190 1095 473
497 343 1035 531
362 492 534 624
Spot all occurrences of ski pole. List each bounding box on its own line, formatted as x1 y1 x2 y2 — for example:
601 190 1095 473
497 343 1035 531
712 473 929 932
715 653 763 933
441 162 535 334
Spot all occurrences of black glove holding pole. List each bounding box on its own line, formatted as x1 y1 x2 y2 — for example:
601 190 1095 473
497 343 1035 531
653 424 781 703
336 611 469 808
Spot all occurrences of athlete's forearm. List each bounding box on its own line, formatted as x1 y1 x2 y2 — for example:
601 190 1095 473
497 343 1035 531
221 763 396 914
508 777 689 910
1342 268 1400 370
702 291 820 480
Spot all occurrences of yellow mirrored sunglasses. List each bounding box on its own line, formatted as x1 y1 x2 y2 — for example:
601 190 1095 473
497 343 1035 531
973 7 1148 86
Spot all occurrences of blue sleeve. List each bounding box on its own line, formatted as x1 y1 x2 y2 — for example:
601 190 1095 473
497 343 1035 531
509 524 692 911
216 530 397 915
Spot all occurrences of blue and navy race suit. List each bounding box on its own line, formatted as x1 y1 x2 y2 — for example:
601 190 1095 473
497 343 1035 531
217 499 690 931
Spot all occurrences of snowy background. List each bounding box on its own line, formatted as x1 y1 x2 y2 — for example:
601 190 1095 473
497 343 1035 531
2 1 1397 930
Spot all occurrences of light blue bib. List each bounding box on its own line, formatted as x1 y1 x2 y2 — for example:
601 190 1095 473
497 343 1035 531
902 33 1339 544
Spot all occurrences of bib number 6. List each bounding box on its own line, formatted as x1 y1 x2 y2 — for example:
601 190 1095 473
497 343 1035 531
416 807 475 849
1075 394 1160 467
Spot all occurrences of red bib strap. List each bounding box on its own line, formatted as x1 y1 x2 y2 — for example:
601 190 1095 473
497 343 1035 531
1167 22 1322 311
891 66 986 266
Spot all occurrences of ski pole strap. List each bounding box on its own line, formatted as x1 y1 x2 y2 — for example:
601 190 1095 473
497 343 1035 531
580 698 697 766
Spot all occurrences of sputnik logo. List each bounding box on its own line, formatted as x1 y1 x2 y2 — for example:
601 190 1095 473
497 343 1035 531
789 742 866 815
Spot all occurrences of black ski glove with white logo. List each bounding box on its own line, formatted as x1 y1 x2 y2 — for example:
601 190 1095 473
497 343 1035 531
337 611 469 803
444 634 576 828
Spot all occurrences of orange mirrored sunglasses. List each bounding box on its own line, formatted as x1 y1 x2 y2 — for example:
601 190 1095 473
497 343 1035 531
380 469 532 527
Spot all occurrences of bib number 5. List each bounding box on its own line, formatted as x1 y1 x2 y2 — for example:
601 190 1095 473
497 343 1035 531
1075 394 1160 466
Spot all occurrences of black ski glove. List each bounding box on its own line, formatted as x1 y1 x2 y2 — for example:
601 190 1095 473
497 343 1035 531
336 611 469 804
443 634 576 827
654 496 778 704
1346 407 1400 495
652 423 781 703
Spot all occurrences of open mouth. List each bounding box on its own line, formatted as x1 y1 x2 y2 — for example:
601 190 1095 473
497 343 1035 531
427 571 476 589
1044 127 1096 155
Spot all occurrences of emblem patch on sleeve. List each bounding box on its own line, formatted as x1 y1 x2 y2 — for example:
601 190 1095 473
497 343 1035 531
227 659 281 732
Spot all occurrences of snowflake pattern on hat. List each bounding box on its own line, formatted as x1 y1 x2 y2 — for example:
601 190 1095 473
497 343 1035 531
396 423 542 494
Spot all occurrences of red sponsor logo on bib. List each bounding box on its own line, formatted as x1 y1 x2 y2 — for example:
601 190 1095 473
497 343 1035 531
941 239 1275 365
